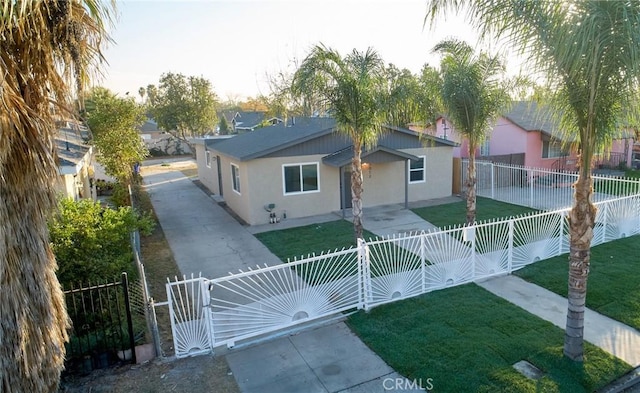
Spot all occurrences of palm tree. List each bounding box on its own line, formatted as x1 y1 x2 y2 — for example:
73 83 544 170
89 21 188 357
426 0 640 361
433 39 512 225
292 44 387 240
0 1 113 390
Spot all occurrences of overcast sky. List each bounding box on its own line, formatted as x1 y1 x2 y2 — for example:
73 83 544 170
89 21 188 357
101 0 493 101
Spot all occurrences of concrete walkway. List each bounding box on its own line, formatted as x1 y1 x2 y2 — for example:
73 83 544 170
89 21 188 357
478 275 640 367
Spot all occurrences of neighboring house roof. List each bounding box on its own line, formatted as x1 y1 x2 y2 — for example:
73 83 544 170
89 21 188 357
220 110 283 131
205 117 457 162
502 101 565 140
139 118 161 132
55 127 91 175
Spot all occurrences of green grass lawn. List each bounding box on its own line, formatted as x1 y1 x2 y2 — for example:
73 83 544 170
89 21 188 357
348 284 630 392
514 234 640 330
412 197 539 228
255 220 378 262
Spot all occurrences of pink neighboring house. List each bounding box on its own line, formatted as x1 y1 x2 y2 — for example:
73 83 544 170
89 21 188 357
412 102 635 171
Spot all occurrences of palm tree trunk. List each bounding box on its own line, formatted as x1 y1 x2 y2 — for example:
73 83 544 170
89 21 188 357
466 146 477 225
1 129 69 391
563 171 596 361
351 143 365 240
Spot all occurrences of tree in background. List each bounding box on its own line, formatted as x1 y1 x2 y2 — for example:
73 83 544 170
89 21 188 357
147 72 219 144
86 87 148 190
219 115 231 135
292 44 387 240
426 0 640 361
433 39 512 225
0 1 114 390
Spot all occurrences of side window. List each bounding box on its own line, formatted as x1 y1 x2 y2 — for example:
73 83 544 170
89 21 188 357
409 156 425 183
231 163 240 194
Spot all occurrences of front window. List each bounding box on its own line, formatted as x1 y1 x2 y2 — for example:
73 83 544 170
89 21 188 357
283 163 319 194
205 150 211 168
231 163 240 194
542 141 565 158
409 156 425 183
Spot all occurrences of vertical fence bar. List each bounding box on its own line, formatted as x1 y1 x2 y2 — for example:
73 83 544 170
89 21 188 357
529 168 534 208
601 201 608 244
121 273 137 364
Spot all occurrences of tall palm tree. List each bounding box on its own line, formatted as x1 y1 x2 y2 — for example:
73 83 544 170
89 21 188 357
426 0 640 361
292 44 387 240
0 1 114 390
433 39 512 225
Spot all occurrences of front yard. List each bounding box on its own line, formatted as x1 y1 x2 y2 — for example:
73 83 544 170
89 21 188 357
252 205 635 392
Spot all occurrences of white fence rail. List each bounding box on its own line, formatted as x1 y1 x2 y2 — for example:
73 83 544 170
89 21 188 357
166 193 640 358
463 160 640 210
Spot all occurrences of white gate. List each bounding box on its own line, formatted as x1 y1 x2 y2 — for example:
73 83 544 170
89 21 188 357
166 194 640 358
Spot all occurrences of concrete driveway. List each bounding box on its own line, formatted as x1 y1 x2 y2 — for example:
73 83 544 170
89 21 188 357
142 161 281 278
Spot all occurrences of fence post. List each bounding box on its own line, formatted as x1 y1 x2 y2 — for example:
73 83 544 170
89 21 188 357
491 162 495 200
148 298 163 357
420 234 426 293
601 201 608 244
358 238 371 311
507 219 514 273
200 278 215 351
121 272 137 364
558 211 565 255
529 168 534 208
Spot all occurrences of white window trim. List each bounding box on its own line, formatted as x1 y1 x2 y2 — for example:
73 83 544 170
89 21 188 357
231 163 241 195
282 162 321 195
205 150 211 168
408 156 426 184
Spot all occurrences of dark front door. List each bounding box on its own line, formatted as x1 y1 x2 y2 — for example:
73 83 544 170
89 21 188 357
216 155 223 196
341 166 352 209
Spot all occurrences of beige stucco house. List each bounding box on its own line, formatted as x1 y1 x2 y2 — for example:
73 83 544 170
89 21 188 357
194 117 456 225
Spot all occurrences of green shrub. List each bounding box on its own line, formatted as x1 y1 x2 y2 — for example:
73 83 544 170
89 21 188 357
50 198 154 287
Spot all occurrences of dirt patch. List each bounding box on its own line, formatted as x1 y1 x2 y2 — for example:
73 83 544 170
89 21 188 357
61 355 239 393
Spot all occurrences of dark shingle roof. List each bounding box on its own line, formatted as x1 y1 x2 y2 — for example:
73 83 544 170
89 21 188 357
503 101 563 139
206 117 336 160
139 118 160 132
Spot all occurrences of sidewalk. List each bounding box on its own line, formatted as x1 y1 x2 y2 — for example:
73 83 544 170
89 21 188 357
478 275 640 367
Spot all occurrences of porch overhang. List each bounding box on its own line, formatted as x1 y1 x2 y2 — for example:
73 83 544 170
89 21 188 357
322 145 420 167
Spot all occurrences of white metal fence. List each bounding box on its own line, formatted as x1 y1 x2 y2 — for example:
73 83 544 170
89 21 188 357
463 160 640 210
165 193 640 358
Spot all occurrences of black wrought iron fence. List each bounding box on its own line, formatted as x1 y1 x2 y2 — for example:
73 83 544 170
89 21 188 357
63 272 137 374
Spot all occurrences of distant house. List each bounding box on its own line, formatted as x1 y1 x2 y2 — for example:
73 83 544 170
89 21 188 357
419 102 635 170
194 117 456 225
138 118 191 155
219 111 283 134
55 126 94 200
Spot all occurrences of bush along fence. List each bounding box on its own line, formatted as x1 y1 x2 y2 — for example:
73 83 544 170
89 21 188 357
463 160 640 211
164 193 640 358
63 230 159 375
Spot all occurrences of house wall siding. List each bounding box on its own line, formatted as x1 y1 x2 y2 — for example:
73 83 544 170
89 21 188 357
245 155 340 225
195 144 219 194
